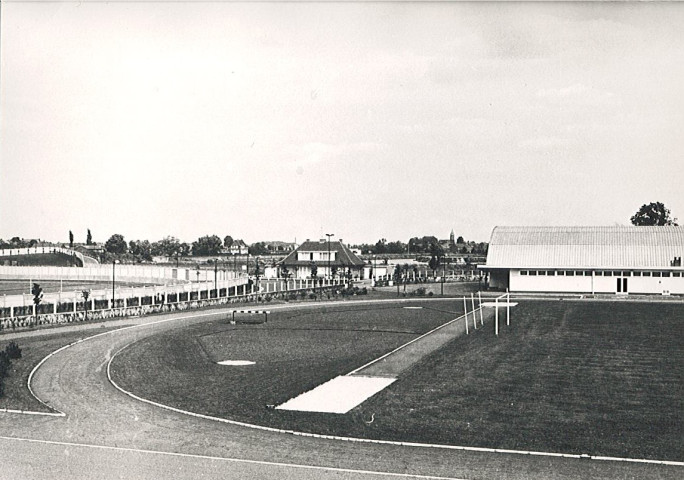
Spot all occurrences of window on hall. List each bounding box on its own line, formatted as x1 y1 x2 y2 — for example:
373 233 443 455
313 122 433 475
566 271 575 276
674 272 681 277
642 271 651 277
584 271 592 276
662 272 671 277
633 271 642 277
557 271 565 276
603 271 612 277
538 270 546 275
547 270 555 276
310 252 314 261
520 270 528 275
653 271 662 277
595 271 602 276
529 270 537 276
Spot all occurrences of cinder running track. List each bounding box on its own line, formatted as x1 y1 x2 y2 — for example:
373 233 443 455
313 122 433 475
0 300 680 479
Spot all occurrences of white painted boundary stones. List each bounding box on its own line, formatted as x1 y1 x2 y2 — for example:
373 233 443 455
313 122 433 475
230 310 270 324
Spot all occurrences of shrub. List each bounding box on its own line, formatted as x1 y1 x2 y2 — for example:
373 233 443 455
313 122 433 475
413 287 427 296
5 341 21 359
0 351 9 378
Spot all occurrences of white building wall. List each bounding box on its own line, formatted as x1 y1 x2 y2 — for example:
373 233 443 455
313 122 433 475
509 269 684 295
510 270 592 293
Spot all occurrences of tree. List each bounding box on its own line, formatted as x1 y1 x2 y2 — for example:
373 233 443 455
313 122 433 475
630 202 678 226
310 262 318 278
86 229 93 245
280 266 290 278
69 231 74 249
456 236 464 244
152 236 181 257
191 235 223 256
223 235 234 248
105 234 127 254
248 242 270 255
129 240 152 261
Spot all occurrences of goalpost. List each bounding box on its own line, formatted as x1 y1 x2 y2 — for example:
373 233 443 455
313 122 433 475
229 309 270 324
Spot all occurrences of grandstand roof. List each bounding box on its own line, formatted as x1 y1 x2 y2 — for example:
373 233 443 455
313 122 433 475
484 226 684 269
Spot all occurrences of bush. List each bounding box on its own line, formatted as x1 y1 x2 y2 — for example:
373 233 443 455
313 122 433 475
413 287 427 296
5 341 21 359
0 351 9 378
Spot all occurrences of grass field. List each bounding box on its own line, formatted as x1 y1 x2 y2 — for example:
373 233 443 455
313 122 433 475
110 299 683 461
0 327 125 412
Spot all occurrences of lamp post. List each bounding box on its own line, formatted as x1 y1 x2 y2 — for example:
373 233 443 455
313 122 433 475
325 233 334 281
214 258 218 293
111 260 118 308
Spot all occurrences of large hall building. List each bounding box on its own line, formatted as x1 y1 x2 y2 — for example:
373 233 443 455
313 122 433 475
481 226 684 295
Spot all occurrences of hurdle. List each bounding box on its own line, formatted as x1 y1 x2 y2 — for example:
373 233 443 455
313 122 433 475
229 309 270 324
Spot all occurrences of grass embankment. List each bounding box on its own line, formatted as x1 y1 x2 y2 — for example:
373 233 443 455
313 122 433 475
0 253 82 267
0 328 123 412
110 300 683 461
0 279 152 296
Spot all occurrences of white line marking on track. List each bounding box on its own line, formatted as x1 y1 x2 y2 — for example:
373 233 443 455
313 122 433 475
0 435 469 480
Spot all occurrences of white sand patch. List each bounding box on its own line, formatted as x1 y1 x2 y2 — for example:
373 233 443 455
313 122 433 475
217 360 255 366
276 375 396 414
403 306 423 309
481 302 518 307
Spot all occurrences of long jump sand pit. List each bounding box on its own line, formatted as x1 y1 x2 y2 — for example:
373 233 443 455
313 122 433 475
276 306 497 413
276 375 396 414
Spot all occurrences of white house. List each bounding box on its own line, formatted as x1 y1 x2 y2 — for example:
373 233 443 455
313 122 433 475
480 226 684 295
280 238 366 279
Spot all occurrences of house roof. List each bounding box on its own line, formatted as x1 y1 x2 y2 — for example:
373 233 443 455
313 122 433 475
280 240 365 267
484 226 684 269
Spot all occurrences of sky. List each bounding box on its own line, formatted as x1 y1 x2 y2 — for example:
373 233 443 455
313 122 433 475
1 1 683 246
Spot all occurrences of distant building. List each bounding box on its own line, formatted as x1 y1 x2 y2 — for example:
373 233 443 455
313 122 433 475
227 240 248 255
263 241 298 253
280 238 366 279
480 226 684 295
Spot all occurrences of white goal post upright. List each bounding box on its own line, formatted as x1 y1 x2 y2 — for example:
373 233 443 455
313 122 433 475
478 291 484 326
506 288 510 326
495 296 499 336
463 296 469 335
470 293 477 331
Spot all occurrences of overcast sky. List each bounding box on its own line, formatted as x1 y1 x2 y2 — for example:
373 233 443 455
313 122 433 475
1 1 682 246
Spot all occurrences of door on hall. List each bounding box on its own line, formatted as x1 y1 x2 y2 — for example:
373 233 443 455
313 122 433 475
616 277 628 294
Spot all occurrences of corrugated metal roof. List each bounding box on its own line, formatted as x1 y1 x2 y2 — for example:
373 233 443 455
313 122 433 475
485 226 684 268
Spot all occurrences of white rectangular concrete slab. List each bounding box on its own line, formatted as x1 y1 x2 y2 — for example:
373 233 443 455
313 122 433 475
276 375 396 414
